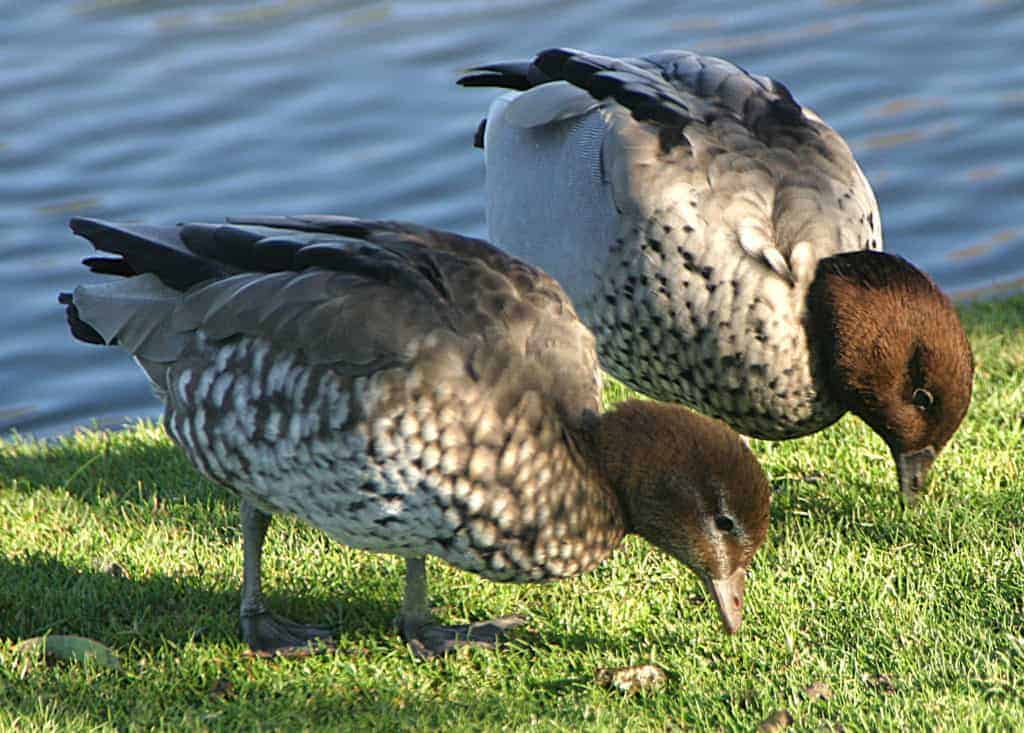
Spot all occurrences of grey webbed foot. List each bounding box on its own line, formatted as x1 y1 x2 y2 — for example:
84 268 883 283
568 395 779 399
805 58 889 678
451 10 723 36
400 614 527 659
399 556 526 659
238 501 334 657
241 611 335 657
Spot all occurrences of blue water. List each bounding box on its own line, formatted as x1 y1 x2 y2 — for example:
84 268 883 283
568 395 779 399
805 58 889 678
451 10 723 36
3 0 1023 437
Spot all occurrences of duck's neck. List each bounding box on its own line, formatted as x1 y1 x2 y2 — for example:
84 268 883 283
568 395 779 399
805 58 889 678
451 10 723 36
806 250 938 409
584 400 704 536
583 399 771 564
805 250 973 452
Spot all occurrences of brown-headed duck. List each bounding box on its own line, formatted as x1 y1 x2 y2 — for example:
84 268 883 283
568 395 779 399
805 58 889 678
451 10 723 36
459 47 974 504
61 215 770 658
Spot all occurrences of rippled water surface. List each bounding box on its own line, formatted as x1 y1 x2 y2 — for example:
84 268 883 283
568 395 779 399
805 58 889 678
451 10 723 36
3 0 1023 437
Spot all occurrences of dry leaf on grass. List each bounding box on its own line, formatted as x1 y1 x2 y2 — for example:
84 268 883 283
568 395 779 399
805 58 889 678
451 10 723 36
209 678 235 700
13 635 121 671
757 709 793 732
101 561 128 578
804 681 833 701
594 663 668 694
863 673 897 694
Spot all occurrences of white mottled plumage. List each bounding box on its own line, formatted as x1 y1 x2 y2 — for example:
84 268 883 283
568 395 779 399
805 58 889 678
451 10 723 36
461 48 974 501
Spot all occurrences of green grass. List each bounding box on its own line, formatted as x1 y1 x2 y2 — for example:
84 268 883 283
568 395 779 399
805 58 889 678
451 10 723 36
2 295 1023 732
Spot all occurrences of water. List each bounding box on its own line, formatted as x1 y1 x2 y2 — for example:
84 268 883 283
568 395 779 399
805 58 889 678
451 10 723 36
3 0 1023 438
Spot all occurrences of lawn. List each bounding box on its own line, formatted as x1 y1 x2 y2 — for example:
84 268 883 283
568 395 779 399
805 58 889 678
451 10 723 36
1 295 1022 732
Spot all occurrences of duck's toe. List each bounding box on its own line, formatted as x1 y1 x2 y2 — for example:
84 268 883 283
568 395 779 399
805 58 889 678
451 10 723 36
400 614 527 659
241 611 336 657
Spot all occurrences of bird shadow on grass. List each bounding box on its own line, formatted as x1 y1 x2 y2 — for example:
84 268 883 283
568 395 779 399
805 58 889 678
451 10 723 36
3 426 232 511
766 474 915 546
0 552 397 653
767 469 1021 552
0 552 623 663
0 553 620 730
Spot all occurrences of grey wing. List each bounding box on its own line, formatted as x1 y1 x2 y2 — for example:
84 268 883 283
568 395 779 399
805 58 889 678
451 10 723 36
639 49 883 271
65 218 465 389
226 215 583 324
462 48 882 288
227 215 604 422
66 216 601 419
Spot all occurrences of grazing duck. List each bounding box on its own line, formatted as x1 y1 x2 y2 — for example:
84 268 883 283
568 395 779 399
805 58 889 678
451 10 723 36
60 215 771 658
459 48 974 504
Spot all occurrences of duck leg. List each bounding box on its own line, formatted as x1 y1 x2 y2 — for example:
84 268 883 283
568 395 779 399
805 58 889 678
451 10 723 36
398 557 526 659
239 500 334 655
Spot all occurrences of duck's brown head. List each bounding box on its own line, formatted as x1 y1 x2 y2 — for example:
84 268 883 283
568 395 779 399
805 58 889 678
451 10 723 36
808 251 974 505
591 400 771 634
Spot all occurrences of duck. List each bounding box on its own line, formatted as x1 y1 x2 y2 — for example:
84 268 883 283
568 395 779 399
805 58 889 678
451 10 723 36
459 47 974 505
60 214 771 658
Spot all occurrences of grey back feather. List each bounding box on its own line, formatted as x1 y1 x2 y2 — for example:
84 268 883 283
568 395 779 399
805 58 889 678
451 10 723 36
69 216 602 422
479 48 882 291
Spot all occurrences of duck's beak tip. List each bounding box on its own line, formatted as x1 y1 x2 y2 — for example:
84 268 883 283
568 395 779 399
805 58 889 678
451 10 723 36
704 567 746 635
896 446 936 507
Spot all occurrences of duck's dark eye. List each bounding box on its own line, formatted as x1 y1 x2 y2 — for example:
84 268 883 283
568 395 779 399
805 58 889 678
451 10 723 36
714 515 735 533
912 388 934 411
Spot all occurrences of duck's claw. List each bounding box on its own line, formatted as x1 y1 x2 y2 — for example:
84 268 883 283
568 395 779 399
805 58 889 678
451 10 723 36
241 611 336 657
400 614 527 659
